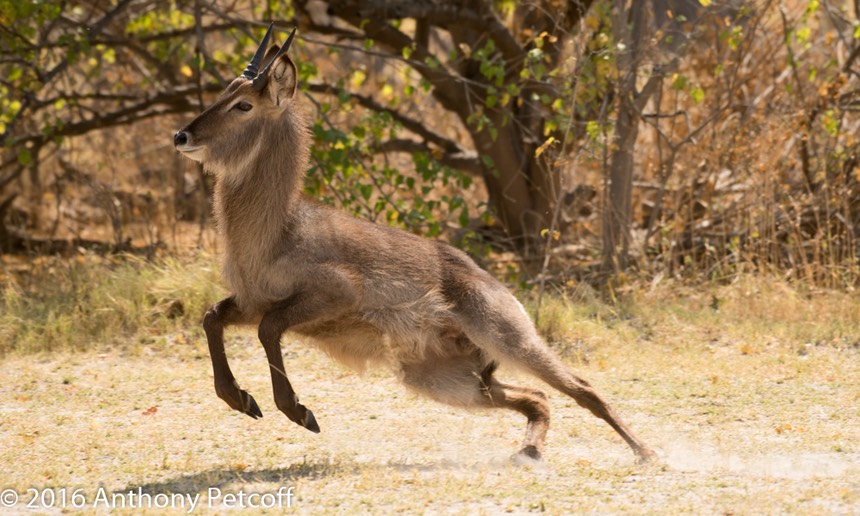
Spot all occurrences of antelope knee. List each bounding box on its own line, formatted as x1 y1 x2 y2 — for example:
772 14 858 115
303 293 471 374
203 306 219 331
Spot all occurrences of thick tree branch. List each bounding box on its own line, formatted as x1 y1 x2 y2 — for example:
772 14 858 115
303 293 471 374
342 0 526 67
296 1 473 120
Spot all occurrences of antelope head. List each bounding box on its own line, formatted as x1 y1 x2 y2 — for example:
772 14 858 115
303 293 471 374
173 24 298 175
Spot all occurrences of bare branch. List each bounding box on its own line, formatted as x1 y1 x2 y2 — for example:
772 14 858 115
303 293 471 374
1 84 222 167
376 139 481 175
306 82 464 154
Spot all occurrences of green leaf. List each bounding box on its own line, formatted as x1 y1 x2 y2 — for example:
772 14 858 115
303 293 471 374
821 110 839 137
459 206 470 228
586 120 602 141
17 148 31 166
358 184 372 201
672 74 689 90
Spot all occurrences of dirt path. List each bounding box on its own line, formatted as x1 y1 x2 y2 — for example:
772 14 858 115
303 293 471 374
1 334 858 513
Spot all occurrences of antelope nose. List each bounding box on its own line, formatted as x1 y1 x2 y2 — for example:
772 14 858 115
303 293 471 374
173 131 188 147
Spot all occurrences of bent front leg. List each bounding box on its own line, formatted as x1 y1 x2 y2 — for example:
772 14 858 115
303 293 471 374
203 296 263 419
257 290 355 433
258 294 326 433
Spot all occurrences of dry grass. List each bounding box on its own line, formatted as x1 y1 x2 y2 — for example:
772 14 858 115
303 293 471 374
0 257 858 513
0 253 223 355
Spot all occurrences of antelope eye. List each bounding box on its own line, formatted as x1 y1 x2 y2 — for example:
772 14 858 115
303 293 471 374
233 101 253 112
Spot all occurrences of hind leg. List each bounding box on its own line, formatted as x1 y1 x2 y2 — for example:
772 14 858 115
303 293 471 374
480 364 551 459
399 356 552 459
452 284 656 463
472 331 655 462
531 360 656 463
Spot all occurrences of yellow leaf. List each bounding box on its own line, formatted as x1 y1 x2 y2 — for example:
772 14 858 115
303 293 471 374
535 136 556 158
180 65 193 77
350 69 367 88
540 228 560 241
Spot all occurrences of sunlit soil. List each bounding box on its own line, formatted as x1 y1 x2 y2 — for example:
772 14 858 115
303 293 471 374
1 328 857 514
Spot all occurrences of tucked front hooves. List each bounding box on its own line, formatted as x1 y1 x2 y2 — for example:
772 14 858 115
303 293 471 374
216 383 263 419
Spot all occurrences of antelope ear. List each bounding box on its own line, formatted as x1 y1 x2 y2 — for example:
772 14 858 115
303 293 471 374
265 53 298 108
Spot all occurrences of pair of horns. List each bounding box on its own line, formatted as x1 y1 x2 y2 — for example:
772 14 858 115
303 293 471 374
240 23 296 91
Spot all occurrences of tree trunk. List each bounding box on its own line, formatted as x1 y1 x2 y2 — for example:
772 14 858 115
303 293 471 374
602 1 650 273
472 104 558 261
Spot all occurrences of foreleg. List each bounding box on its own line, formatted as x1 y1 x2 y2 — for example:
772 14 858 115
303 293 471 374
202 296 263 419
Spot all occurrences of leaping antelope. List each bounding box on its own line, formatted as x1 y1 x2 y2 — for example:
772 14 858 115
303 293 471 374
173 24 655 463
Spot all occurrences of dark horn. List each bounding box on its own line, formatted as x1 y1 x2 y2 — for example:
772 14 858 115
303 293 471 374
252 27 297 91
240 22 275 80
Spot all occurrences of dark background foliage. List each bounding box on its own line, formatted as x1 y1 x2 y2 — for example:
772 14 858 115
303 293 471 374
1 0 858 288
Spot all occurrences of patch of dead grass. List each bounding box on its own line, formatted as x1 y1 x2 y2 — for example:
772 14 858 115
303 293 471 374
0 260 858 512
0 293 857 512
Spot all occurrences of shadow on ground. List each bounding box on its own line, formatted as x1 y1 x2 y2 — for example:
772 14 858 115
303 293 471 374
116 456 484 496
119 459 336 495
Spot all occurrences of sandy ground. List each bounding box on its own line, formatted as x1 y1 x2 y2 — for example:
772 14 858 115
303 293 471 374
0 332 858 514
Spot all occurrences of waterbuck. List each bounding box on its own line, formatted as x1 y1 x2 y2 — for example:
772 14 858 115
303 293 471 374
173 24 655 463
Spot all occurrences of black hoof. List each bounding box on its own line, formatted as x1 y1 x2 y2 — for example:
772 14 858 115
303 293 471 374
510 446 542 467
518 445 542 460
244 395 263 419
301 408 320 433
